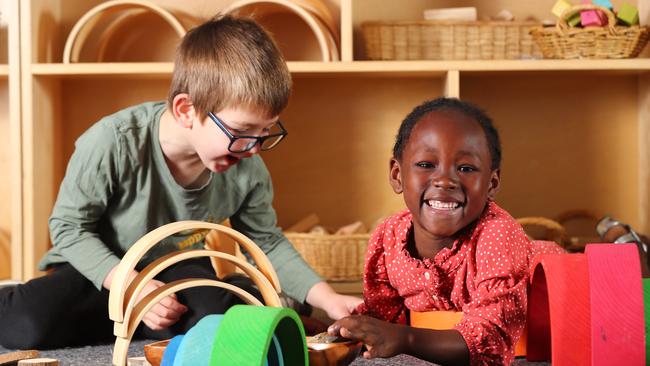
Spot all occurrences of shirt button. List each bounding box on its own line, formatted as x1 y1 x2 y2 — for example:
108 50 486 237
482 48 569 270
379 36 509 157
424 272 431 280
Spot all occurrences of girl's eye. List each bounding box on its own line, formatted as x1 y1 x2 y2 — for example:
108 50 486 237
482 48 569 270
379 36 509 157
416 162 434 168
458 165 477 173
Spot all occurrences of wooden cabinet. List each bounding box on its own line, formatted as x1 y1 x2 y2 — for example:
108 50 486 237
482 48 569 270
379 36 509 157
15 0 650 279
1 0 21 280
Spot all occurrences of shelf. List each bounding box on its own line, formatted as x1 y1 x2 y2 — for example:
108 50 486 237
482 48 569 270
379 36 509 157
30 59 650 78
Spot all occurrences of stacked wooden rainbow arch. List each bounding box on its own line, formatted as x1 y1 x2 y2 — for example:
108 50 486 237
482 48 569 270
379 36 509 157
527 243 646 365
108 221 307 366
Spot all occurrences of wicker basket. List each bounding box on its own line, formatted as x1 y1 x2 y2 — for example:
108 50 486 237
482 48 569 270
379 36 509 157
517 216 569 247
285 232 369 281
530 4 650 59
361 19 542 60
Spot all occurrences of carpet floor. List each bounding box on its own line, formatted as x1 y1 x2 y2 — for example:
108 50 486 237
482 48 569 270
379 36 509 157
0 340 550 366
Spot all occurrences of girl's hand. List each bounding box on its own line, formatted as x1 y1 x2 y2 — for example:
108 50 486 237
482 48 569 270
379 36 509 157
328 315 407 359
137 279 188 331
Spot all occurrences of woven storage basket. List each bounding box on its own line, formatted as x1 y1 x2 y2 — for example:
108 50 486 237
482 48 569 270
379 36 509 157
530 4 650 59
362 19 542 60
285 232 369 281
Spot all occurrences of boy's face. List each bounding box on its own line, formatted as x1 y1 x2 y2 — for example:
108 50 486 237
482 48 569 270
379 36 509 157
389 110 500 244
191 106 279 173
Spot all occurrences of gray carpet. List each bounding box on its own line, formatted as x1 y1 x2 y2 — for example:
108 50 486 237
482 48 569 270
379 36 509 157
0 341 550 366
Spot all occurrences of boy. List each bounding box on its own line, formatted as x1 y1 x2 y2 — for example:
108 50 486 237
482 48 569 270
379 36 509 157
0 14 361 349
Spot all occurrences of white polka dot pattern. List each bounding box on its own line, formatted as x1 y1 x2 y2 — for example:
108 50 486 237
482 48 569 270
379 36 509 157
355 201 564 366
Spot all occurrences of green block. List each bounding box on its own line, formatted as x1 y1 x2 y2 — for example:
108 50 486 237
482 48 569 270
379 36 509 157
617 3 640 25
568 13 582 27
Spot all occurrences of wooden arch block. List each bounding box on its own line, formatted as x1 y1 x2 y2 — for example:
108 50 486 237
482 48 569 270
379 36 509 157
62 0 187 63
109 221 283 366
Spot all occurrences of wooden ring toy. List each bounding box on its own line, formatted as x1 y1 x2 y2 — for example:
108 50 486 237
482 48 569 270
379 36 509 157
63 0 186 63
210 305 307 365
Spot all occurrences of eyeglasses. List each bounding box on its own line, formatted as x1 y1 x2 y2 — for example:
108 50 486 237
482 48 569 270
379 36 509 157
208 112 288 153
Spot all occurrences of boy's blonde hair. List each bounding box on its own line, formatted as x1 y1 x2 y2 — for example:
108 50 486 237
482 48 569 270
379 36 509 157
168 14 291 119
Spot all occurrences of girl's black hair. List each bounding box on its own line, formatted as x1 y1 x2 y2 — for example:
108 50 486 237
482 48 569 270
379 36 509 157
392 97 502 170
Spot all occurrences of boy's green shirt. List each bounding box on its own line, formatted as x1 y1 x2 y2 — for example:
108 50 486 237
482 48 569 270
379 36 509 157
40 101 321 302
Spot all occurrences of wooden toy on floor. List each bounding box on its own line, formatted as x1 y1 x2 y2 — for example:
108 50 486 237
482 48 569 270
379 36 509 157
109 221 283 366
0 350 39 365
16 359 59 366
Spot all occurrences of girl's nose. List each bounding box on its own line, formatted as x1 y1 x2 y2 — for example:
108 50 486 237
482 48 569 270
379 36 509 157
433 171 458 189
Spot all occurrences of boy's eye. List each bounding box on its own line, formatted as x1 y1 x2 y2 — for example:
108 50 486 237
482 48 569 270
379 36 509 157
458 165 477 173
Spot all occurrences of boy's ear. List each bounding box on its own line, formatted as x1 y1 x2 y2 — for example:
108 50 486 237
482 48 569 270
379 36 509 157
171 93 197 129
487 169 501 200
389 158 404 194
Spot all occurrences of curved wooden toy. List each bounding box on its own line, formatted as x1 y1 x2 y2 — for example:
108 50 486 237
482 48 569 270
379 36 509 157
114 249 281 337
62 0 186 63
222 0 338 61
113 278 262 366
109 221 281 324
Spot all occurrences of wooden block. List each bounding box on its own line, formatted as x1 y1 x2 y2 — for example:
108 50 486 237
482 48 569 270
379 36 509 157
593 0 613 9
127 356 151 366
581 9 607 26
617 3 639 25
286 213 320 233
552 0 573 18
334 221 367 235
17 358 59 366
0 350 39 365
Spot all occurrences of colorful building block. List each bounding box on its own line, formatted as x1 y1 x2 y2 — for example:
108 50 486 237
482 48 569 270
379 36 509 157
581 0 608 27
581 8 608 26
593 0 613 9
552 0 573 18
618 3 640 25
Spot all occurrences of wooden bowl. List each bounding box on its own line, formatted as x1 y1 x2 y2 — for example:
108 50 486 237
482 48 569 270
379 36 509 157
307 338 363 366
143 339 169 366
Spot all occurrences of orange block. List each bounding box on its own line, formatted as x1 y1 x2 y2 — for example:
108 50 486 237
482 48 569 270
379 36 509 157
410 310 527 357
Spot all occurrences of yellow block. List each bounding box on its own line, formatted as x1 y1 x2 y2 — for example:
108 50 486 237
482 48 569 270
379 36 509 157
552 0 573 18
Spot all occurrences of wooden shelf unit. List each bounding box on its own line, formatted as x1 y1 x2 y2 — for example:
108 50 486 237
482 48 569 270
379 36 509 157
1 0 22 280
16 0 650 280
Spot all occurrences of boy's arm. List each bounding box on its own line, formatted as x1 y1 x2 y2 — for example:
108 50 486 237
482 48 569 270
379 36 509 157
46 122 122 289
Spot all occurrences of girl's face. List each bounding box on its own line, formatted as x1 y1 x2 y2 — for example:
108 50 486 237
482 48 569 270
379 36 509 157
190 106 279 173
390 110 500 247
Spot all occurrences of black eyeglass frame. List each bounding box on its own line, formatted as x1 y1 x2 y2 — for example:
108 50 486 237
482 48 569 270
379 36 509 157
207 111 288 153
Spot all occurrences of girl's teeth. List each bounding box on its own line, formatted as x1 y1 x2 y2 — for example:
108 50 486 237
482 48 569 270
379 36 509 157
427 200 460 209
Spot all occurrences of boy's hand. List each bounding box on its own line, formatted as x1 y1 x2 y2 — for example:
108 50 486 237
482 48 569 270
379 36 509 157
328 315 407 359
138 279 188 330
305 281 363 320
324 294 364 320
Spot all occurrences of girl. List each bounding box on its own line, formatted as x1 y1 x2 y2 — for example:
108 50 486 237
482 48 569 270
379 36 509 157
328 98 563 366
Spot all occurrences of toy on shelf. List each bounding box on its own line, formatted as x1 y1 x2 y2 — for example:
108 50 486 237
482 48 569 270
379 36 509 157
532 3 650 59
222 0 339 61
62 0 193 63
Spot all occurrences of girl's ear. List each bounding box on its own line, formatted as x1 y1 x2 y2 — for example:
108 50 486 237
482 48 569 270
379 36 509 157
171 93 197 129
389 158 404 194
487 169 501 200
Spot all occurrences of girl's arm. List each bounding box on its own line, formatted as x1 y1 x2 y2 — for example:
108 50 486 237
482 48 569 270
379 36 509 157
329 315 470 365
